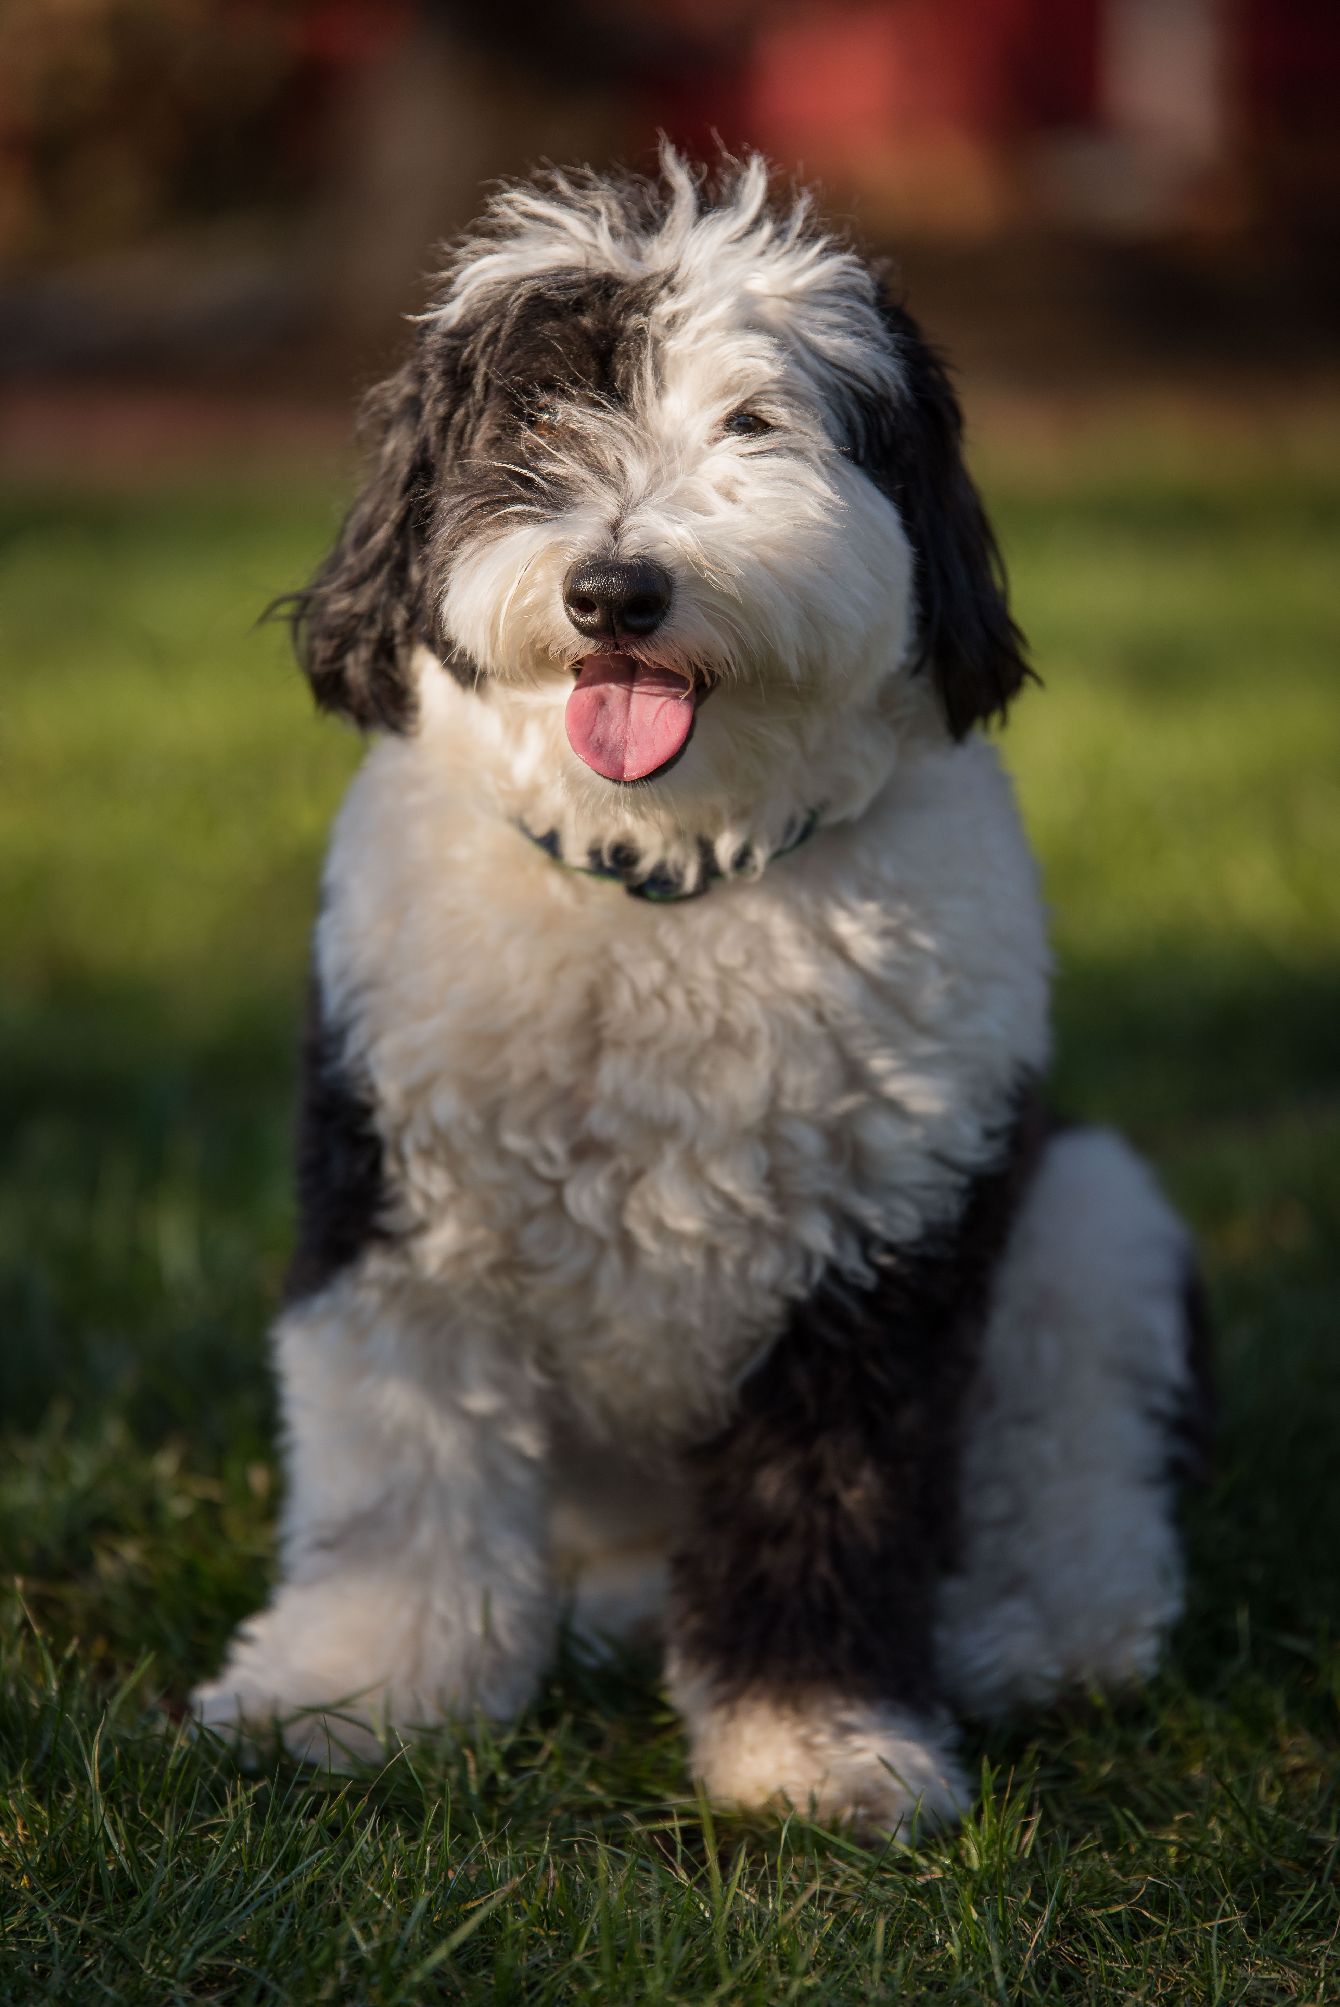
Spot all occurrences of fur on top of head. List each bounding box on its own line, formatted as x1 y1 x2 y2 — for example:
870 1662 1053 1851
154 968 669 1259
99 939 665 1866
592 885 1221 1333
291 145 1028 851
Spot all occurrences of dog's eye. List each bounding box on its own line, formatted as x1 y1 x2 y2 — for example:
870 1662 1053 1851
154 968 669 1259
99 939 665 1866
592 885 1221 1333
722 410 773 440
523 400 564 438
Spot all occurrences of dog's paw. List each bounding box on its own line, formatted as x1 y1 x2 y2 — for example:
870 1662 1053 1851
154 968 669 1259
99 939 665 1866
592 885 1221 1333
681 1687 970 1838
192 1670 392 1769
190 1601 405 1768
189 1580 534 1770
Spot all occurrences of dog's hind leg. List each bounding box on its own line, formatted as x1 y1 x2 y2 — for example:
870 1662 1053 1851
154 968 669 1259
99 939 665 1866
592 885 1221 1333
938 1126 1211 1719
193 1275 555 1766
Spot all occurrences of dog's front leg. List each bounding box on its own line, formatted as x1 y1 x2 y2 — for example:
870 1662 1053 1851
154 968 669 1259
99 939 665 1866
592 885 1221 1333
193 1277 553 1766
665 1245 992 1837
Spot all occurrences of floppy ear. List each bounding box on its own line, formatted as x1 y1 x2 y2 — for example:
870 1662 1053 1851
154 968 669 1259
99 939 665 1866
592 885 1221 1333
287 353 446 733
852 295 1031 737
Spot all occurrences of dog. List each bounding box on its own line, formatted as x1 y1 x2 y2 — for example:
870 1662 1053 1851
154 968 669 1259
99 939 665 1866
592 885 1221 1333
194 149 1209 1835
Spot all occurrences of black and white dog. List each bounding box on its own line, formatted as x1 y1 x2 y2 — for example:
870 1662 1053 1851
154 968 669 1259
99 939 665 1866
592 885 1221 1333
195 151 1208 1834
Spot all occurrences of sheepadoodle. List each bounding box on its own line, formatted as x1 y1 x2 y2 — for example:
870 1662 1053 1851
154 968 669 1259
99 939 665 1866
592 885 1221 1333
194 149 1210 1834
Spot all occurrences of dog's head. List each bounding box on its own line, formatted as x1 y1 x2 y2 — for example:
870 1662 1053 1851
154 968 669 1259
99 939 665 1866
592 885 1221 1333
293 151 1027 844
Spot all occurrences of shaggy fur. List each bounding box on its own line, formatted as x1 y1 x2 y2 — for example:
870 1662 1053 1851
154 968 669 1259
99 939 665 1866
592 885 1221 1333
194 150 1205 1835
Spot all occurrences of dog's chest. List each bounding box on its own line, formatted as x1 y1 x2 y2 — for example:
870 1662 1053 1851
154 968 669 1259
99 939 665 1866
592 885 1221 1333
320 749 1047 1439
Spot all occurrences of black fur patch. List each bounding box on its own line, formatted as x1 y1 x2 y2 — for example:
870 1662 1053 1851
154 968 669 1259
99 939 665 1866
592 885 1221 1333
284 974 391 1303
847 294 1033 738
668 1085 1046 1717
281 343 461 732
480 266 659 420
285 271 659 730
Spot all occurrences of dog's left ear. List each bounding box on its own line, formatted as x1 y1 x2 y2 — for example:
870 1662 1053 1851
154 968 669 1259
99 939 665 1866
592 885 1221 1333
288 349 449 733
850 295 1031 737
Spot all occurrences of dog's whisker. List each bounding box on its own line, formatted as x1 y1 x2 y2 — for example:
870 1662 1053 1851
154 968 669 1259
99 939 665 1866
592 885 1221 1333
471 460 552 490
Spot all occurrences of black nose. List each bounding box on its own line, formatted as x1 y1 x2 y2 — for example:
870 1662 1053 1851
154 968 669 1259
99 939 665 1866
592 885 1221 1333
563 556 673 640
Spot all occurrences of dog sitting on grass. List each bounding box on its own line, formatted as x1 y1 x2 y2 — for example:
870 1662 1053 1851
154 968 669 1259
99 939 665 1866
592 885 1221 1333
194 149 1209 1835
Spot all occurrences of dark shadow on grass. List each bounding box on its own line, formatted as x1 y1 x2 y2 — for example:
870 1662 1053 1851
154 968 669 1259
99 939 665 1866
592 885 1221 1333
0 976 301 1434
1051 946 1340 1139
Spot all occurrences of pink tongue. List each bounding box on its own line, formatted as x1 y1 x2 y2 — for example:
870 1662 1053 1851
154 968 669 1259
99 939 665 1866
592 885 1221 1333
565 654 696 782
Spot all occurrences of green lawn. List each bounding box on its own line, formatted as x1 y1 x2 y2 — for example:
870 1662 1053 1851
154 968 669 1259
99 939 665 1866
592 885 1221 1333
2 456 1338 2002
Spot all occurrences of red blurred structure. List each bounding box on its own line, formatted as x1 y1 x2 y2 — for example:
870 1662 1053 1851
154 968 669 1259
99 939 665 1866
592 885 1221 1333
4 0 1339 269
642 0 1340 238
1 0 1337 424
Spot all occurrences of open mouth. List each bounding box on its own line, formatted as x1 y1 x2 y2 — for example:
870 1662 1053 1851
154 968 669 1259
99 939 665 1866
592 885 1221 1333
565 652 705 783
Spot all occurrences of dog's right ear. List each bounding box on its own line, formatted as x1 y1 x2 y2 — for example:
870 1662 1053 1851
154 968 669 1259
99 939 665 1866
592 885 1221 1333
849 290 1032 739
288 352 448 733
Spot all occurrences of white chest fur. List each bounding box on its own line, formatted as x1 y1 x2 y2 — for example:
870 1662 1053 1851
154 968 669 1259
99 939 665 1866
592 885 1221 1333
316 706 1051 1442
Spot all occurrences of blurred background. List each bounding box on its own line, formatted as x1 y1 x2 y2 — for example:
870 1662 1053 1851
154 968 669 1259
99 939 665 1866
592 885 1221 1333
1 0 1338 1785
2 0 1339 470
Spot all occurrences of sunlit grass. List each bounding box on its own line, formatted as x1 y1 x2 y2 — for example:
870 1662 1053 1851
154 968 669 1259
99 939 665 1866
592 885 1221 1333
1 458 1337 2001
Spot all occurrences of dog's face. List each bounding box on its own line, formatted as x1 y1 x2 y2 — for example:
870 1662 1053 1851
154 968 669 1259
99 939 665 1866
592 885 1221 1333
295 153 1026 831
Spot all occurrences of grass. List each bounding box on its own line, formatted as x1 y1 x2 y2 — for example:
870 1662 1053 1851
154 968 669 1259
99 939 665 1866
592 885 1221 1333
2 450 1338 2002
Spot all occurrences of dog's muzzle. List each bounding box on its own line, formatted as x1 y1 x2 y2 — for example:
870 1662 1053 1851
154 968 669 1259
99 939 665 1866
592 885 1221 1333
562 556 673 641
